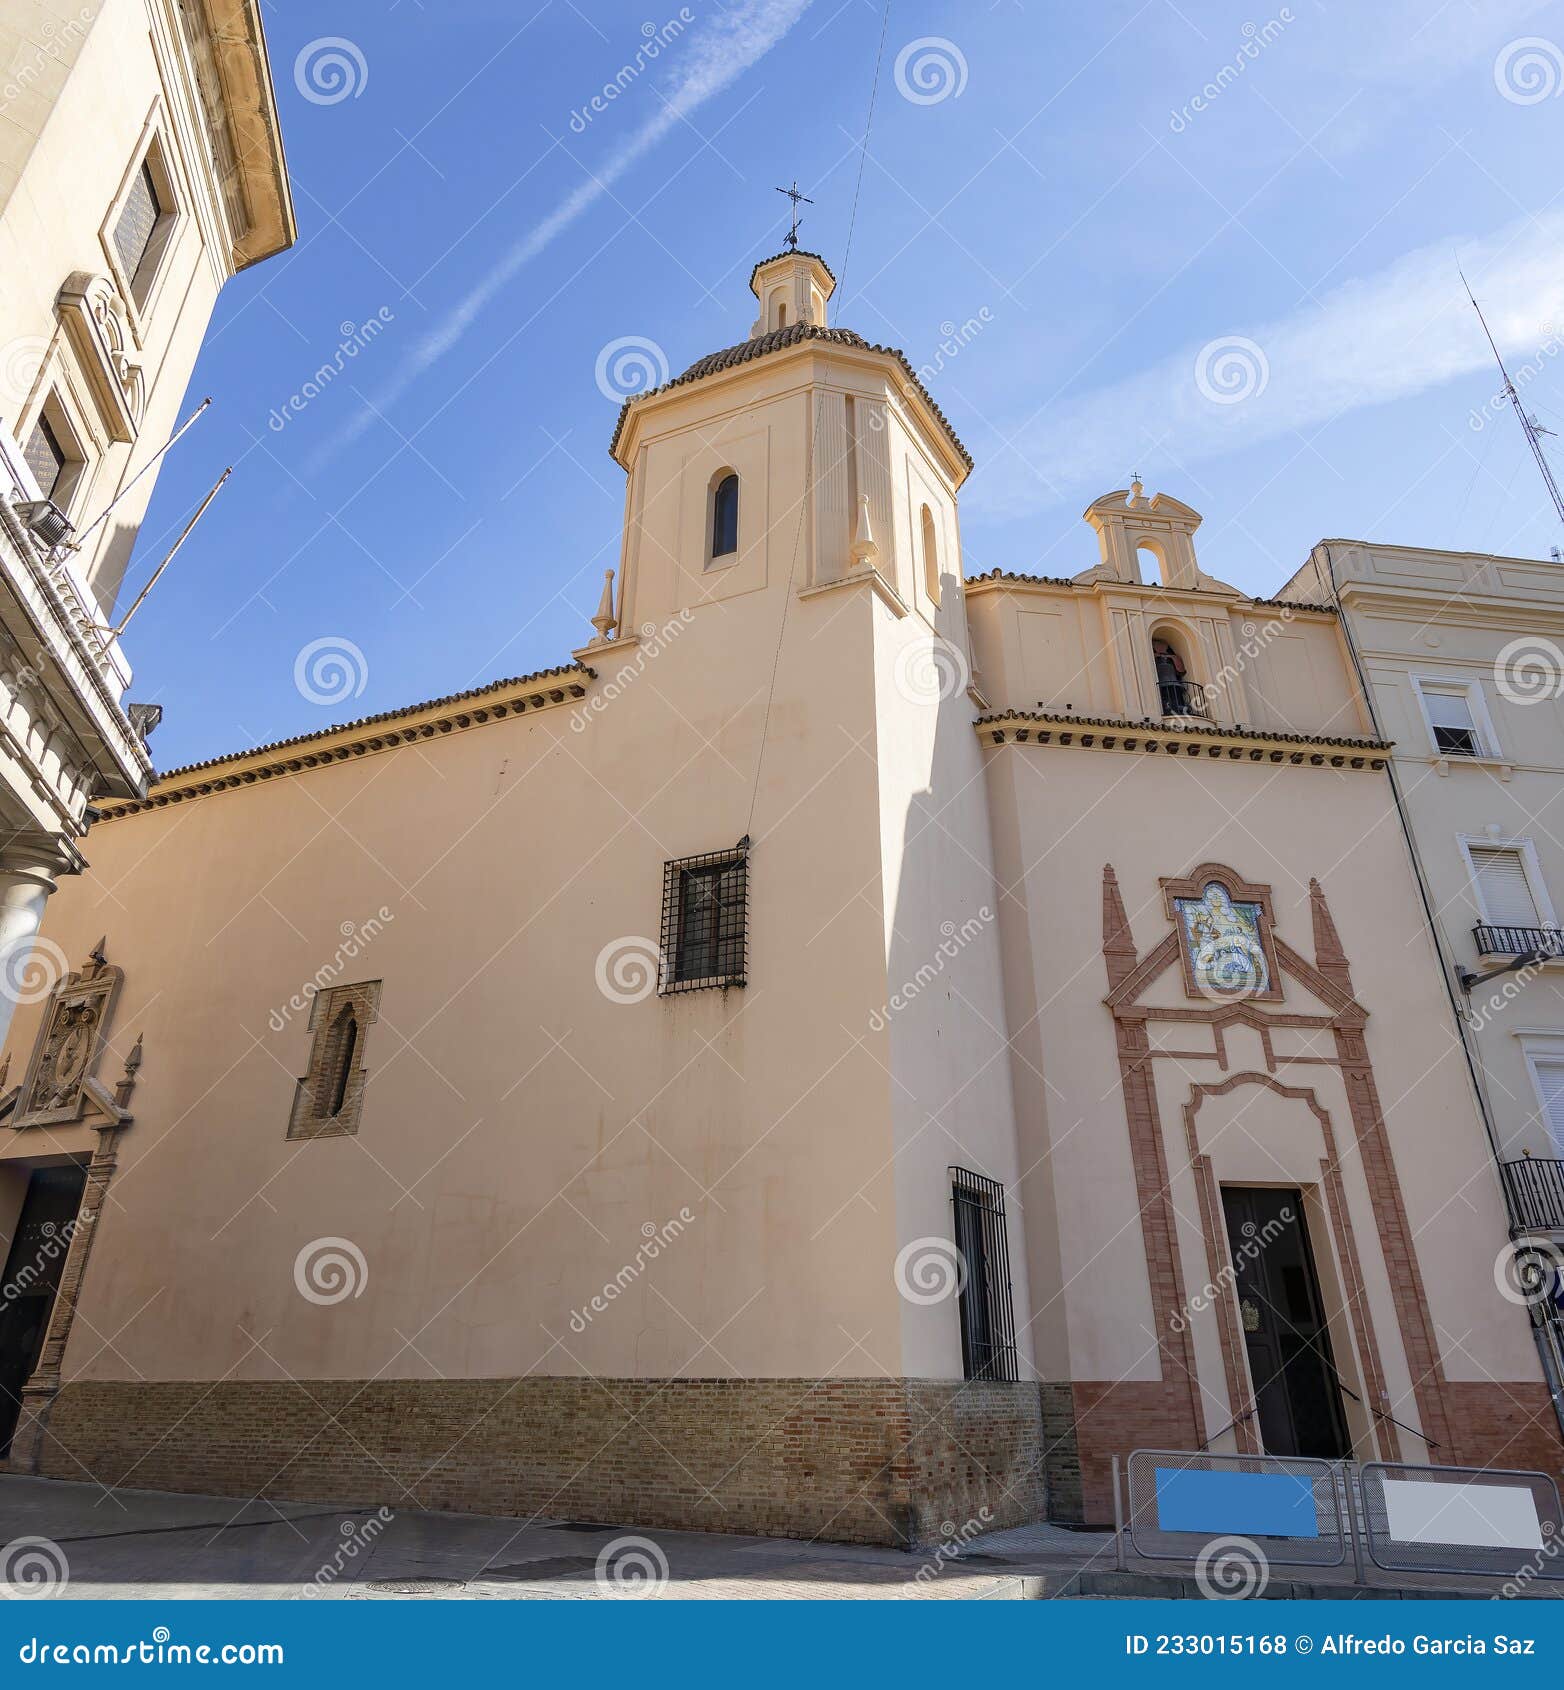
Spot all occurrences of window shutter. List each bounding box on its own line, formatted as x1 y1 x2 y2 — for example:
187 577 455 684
1534 1059 1564 1152
1470 846 1541 928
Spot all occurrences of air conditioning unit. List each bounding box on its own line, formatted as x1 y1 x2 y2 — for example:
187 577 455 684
16 499 74 550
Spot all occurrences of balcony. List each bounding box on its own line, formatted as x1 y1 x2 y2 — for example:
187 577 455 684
1159 678 1210 719
1473 924 1564 963
1501 1156 1564 1234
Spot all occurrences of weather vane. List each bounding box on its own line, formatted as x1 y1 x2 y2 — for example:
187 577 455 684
775 180 813 251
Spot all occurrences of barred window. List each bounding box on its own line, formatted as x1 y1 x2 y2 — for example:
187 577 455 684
950 1167 1018 1382
660 839 748 992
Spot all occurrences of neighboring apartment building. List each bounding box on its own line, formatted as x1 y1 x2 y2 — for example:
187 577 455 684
1281 539 1564 1409
1 248 1554 1542
0 0 293 1045
0 0 291 1493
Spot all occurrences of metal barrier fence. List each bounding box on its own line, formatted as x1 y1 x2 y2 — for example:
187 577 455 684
1122 1448 1564 1587
1126 1449 1347 1569
1358 1461 1564 1581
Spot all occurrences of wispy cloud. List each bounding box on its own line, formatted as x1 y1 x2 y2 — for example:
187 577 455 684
317 0 813 465
972 209 1564 518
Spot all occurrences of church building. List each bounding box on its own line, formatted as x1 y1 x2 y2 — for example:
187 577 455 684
0 248 1556 1542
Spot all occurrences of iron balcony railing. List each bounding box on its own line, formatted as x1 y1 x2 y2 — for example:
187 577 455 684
1473 923 1564 961
1501 1157 1564 1234
1158 678 1210 719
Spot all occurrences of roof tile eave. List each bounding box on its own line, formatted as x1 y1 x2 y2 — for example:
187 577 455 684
975 708 1389 752
138 662 593 788
607 322 974 472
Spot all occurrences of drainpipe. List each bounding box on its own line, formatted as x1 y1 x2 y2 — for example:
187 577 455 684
1319 543 1564 1443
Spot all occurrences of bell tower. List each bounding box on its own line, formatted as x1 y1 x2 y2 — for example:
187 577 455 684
748 250 833 336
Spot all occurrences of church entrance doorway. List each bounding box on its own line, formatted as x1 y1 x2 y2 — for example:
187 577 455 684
0 1161 86 1457
1220 1185 1350 1460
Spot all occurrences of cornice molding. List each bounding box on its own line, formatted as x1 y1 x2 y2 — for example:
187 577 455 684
977 710 1389 769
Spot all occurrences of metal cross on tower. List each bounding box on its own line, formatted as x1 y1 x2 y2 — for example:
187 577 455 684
775 180 813 251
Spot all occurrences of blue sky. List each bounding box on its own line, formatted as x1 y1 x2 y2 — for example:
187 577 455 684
129 0 1564 769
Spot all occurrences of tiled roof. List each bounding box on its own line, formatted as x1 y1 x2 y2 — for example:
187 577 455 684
747 249 836 289
608 322 974 471
969 567 1077 588
976 708 1389 752
1248 596 1336 615
98 663 593 813
968 573 1340 614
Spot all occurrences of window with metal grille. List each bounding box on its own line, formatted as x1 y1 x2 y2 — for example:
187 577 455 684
950 1166 1018 1382
23 414 67 502
113 160 164 285
660 839 748 991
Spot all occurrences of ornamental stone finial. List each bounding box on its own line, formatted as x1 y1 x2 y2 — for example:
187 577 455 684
850 494 879 568
590 569 617 644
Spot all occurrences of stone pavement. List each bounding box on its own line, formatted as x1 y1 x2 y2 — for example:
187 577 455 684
1 1477 1559 1600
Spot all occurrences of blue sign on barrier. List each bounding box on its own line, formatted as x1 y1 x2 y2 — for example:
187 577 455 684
1154 1465 1320 1539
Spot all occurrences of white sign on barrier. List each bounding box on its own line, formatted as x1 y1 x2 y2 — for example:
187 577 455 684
1382 1478 1544 1551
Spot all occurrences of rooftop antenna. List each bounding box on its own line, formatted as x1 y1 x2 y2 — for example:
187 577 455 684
774 180 812 251
1460 269 1564 534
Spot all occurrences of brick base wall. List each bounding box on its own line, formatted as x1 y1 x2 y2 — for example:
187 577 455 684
1061 1378 1564 1525
23 1376 1046 1548
1039 1381 1083 1522
1442 1381 1564 1484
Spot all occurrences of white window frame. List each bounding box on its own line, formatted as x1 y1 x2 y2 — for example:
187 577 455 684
1410 673 1500 760
1516 1032 1564 1157
1458 833 1557 930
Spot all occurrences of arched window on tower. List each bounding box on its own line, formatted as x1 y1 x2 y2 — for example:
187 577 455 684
920 504 941 604
775 301 788 329
1152 632 1208 719
319 1003 359 1118
711 471 739 560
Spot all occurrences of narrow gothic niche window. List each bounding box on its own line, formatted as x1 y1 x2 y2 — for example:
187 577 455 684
318 1005 358 1118
710 471 739 561
289 981 381 1140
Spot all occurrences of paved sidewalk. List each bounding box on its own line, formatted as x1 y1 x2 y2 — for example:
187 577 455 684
4 1477 1558 1599
1 1477 1082 1600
